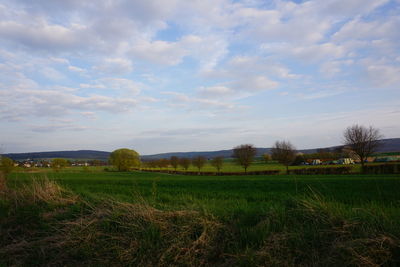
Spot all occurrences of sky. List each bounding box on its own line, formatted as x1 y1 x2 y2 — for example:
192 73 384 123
0 0 399 155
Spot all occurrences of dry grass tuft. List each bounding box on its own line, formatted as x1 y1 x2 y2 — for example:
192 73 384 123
1 178 230 266
292 194 400 267
5 176 78 206
56 200 229 266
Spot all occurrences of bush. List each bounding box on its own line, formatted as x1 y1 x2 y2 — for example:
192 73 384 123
0 156 14 177
288 167 353 175
140 169 281 176
362 164 400 174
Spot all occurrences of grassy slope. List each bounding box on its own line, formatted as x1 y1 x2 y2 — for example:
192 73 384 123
2 170 400 266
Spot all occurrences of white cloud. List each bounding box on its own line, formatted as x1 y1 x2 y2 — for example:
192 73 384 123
226 56 300 79
333 16 400 42
320 60 354 77
0 0 399 153
93 58 133 75
364 62 400 87
129 39 187 65
80 78 143 95
232 75 279 92
68 65 86 74
39 66 65 80
198 86 234 97
307 0 390 17
180 35 228 71
80 83 105 89
100 78 142 95
30 123 88 133
0 19 89 51
163 91 236 110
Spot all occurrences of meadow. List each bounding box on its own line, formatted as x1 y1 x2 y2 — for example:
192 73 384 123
1 169 400 266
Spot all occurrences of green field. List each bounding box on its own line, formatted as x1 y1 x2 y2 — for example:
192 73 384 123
2 170 400 266
144 159 366 173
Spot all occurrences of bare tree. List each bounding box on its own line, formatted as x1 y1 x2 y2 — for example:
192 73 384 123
179 158 191 171
170 156 179 171
210 156 224 173
157 158 169 170
271 141 296 174
343 124 383 168
192 156 206 172
233 144 257 173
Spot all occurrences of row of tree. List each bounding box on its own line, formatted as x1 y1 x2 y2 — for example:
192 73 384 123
143 156 225 172
97 125 384 173
139 124 383 173
0 124 383 175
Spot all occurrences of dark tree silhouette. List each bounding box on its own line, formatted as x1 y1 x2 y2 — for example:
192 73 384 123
192 156 206 172
233 144 257 173
179 158 191 171
210 156 224 173
343 124 382 169
170 156 179 171
271 141 296 174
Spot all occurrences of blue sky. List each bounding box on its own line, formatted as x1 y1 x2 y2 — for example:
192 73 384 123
0 0 399 154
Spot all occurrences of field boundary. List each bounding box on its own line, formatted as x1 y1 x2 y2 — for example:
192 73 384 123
137 169 281 176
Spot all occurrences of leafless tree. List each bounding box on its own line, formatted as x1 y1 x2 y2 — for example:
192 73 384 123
157 158 169 170
192 156 206 172
210 156 224 173
271 140 296 174
179 158 191 171
343 124 383 168
233 144 257 173
170 156 179 171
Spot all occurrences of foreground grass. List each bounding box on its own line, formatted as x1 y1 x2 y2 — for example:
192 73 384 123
1 171 400 266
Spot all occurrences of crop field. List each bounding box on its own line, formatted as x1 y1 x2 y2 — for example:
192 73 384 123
1 170 400 266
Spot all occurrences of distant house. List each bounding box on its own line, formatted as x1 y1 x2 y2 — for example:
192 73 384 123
311 159 322 165
337 158 354 164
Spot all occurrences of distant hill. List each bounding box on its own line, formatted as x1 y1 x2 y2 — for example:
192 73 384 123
3 138 400 161
3 150 110 161
141 138 400 160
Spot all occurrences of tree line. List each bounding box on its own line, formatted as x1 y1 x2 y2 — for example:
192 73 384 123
142 156 224 173
0 124 383 175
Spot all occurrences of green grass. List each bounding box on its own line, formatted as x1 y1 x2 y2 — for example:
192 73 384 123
2 170 400 266
144 159 364 173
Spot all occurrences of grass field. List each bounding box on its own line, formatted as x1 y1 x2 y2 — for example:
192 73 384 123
142 159 364 173
1 170 400 266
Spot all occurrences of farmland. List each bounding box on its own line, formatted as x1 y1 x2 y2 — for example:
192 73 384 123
141 159 365 173
1 168 400 266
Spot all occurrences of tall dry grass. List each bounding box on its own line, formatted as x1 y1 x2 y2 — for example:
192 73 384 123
0 171 6 193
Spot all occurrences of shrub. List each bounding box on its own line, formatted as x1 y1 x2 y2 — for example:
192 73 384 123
362 164 400 174
0 156 14 177
288 167 353 175
109 148 140 171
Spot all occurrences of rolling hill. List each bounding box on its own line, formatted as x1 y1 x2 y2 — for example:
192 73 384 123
3 138 400 161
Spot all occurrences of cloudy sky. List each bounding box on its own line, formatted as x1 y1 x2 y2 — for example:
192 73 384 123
0 0 399 154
